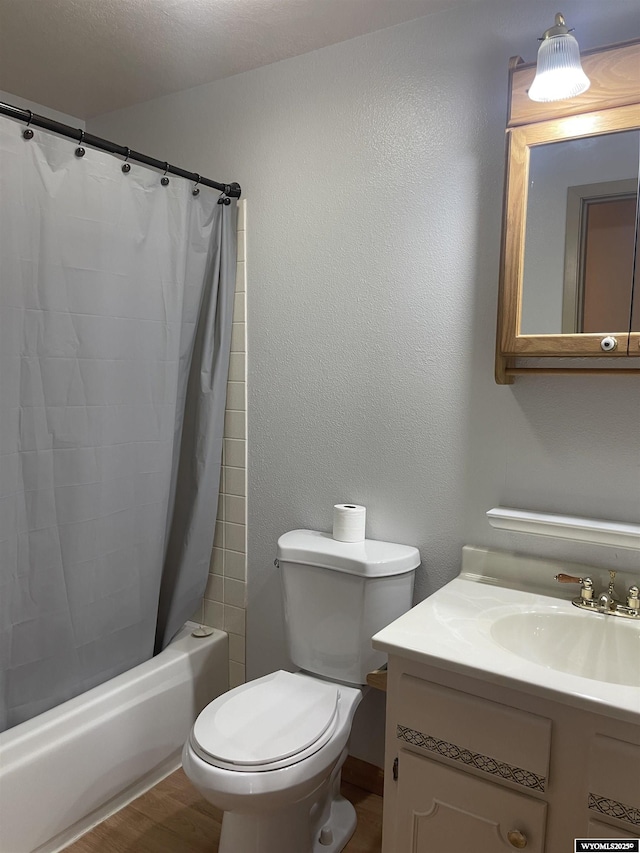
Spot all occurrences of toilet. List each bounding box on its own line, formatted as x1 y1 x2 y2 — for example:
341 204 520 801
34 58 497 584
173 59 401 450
182 528 420 853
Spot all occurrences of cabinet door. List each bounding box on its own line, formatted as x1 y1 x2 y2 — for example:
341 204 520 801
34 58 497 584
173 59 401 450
393 750 547 853
589 734 640 837
588 819 640 840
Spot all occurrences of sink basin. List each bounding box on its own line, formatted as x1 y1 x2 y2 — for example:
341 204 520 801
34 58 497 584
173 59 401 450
372 548 640 721
490 610 640 687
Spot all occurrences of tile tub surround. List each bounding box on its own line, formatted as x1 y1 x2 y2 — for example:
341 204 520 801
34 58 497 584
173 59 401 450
193 199 247 688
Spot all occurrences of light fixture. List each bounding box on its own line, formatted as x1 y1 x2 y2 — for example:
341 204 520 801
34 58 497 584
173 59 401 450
528 13 590 102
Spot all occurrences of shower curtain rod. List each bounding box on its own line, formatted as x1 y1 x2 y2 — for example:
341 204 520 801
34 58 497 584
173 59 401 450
0 100 241 198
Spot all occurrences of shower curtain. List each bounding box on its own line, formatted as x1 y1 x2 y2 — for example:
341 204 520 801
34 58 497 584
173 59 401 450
0 115 237 731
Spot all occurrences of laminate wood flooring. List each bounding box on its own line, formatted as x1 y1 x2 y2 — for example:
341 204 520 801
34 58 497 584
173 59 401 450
64 768 382 853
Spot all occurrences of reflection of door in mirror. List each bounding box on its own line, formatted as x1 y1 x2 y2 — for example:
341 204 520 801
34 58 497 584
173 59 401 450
520 129 639 336
562 181 637 333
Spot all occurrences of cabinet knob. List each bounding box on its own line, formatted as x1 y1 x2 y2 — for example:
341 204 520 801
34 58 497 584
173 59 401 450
507 829 528 848
600 335 617 352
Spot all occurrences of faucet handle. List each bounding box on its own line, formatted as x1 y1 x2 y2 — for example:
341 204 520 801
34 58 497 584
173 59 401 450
627 586 640 612
555 574 594 601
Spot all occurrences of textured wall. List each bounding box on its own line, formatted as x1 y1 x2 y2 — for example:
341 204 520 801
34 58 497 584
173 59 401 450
89 0 640 766
0 89 85 128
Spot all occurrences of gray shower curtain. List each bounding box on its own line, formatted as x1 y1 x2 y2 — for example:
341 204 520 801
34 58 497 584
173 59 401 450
0 115 237 731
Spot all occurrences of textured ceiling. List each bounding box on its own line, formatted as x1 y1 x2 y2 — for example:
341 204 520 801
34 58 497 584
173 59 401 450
0 0 468 119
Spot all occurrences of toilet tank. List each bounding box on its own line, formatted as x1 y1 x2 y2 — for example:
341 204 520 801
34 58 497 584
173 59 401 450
277 530 420 685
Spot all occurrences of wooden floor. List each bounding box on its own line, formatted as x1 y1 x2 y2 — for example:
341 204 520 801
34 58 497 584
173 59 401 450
64 768 382 853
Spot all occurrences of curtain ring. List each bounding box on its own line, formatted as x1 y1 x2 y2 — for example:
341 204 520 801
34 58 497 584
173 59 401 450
192 175 201 196
122 148 131 173
75 129 86 158
22 110 34 140
161 163 170 186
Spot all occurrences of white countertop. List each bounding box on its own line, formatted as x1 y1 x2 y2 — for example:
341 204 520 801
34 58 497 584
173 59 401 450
372 550 640 725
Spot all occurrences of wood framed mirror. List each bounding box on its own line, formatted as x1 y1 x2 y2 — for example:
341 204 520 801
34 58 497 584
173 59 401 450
495 39 640 384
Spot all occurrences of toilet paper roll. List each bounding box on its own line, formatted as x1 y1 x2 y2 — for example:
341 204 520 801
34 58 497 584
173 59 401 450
333 504 366 542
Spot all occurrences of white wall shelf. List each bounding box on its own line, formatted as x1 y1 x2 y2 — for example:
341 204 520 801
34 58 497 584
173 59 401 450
486 507 640 551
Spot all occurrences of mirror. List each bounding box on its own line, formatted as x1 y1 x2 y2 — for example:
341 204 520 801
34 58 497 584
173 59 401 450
495 38 640 382
521 130 639 335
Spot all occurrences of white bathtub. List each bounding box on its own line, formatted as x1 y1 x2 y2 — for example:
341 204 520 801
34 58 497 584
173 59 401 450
0 623 228 853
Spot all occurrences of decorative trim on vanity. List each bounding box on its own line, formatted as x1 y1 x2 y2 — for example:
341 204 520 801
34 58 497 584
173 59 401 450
396 724 546 792
588 793 640 826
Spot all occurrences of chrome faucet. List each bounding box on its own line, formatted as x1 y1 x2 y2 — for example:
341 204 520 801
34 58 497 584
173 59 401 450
597 571 618 612
597 591 613 612
555 571 640 619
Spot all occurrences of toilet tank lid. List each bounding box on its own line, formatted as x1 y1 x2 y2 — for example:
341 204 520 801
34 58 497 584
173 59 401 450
277 529 420 577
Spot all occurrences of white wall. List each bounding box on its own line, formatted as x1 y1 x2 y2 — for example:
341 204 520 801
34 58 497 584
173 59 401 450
0 89 84 128
88 0 640 766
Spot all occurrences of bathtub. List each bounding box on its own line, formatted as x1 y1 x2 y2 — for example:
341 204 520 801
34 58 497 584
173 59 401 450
0 623 228 853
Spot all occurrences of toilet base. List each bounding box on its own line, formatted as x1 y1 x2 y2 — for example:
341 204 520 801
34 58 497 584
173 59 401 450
217 751 356 853
312 794 357 853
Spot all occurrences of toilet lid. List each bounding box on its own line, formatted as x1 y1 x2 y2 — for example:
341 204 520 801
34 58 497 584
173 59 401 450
192 671 340 767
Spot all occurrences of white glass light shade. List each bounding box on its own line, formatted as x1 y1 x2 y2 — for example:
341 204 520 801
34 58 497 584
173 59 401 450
528 32 591 102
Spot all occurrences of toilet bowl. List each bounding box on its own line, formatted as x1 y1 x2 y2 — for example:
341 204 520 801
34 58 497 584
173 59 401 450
182 670 363 853
183 529 420 853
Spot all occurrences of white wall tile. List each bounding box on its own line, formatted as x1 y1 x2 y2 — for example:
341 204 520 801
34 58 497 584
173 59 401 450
210 547 224 576
203 600 224 631
224 494 245 524
224 521 246 554
224 410 246 439
224 578 246 609
228 632 246 664
224 550 246 581
230 322 246 353
226 381 245 411
205 573 224 603
224 604 245 636
224 466 246 497
224 439 246 469
233 291 245 318
228 352 245 382
236 230 245 263
235 261 246 293
237 200 246 231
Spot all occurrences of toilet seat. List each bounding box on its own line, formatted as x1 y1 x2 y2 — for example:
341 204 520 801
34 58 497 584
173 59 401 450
191 671 340 772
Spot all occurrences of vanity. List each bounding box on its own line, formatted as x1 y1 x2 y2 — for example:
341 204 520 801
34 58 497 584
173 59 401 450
372 546 640 852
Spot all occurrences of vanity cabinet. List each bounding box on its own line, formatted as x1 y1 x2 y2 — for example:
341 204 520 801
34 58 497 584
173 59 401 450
381 656 640 852
393 754 547 852
495 39 640 383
